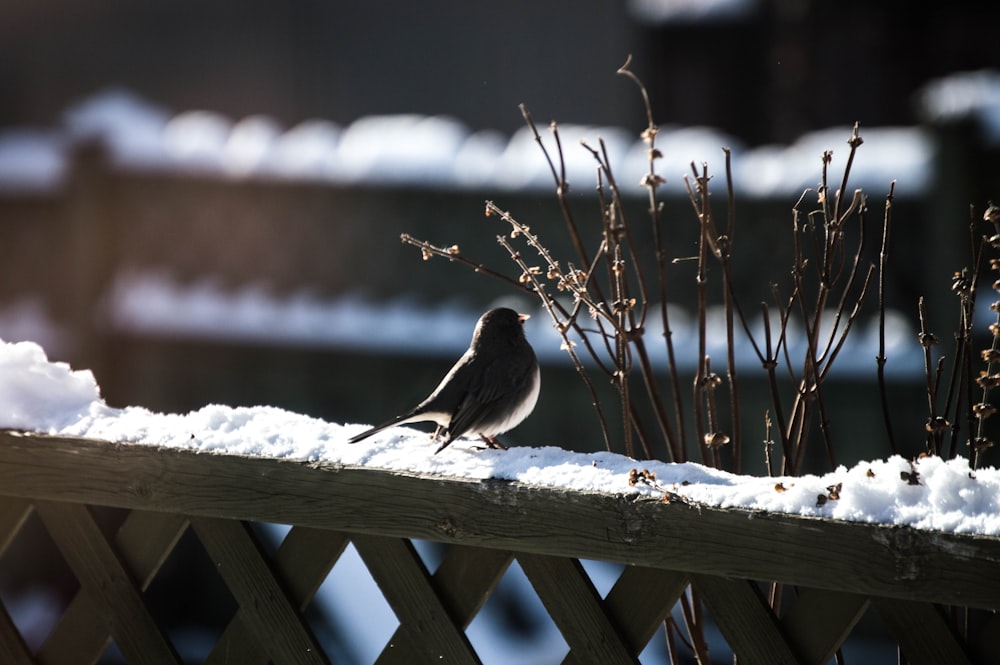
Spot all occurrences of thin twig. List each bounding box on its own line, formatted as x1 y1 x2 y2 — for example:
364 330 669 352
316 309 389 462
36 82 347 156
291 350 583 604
876 181 899 455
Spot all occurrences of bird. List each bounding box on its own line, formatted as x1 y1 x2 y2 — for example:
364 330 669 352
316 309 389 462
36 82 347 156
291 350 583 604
348 307 540 453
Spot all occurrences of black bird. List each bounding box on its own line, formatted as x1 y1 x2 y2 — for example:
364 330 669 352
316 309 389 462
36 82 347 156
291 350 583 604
348 307 540 453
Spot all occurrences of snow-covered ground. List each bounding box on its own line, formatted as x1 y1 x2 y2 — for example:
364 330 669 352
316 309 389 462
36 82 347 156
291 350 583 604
1 336 997 537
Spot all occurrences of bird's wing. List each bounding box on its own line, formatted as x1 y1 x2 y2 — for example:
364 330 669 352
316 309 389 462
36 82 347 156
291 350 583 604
443 349 535 442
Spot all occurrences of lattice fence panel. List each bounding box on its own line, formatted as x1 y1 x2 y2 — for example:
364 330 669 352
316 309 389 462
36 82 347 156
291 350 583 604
2 434 999 664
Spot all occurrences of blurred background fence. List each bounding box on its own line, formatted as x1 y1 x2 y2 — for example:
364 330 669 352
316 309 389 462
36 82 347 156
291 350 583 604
1 81 997 465
3 1 1000 465
3 2 1000 661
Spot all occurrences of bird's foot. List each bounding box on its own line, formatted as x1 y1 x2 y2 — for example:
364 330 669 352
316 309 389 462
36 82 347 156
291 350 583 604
477 435 508 451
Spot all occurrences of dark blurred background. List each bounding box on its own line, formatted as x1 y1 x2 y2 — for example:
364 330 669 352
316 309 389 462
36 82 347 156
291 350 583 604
3 1 1000 662
2 0 1000 461
0 0 998 456
3 0 999 144
0 0 1000 478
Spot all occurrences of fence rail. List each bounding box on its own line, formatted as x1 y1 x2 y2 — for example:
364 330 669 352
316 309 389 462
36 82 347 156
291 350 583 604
1 431 998 664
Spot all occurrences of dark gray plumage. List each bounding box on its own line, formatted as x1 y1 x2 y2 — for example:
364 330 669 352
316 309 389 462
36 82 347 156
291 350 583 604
348 307 540 453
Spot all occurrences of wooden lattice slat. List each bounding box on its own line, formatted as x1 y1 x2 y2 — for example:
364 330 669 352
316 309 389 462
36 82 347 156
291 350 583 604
575 565 688 662
0 599 34 665
375 544 513 665
0 497 34 665
0 497 31 555
38 510 187 665
873 598 973 665
353 533 480 664
692 574 799 664
189 517 329 665
33 501 181 664
518 553 636 664
975 612 1000 662
205 526 349 665
780 587 869 665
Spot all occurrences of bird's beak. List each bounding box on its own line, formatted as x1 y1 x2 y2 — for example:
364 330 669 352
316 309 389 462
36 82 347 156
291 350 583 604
518 313 530 324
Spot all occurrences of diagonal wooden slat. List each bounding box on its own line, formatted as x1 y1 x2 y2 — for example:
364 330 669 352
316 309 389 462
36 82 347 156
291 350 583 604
205 526 350 665
518 553 637 665
0 598 34 665
692 574 799 665
189 516 329 665
0 497 31 556
780 587 869 665
975 611 1000 663
38 510 188 665
352 533 481 665
375 544 514 665
0 497 34 664
874 598 973 665
34 500 182 665
562 566 688 665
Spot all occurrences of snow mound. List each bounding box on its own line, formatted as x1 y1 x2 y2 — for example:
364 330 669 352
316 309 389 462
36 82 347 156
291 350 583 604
0 340 108 431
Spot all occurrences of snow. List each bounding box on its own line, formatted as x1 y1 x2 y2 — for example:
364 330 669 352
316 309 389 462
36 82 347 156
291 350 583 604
103 271 924 377
0 340 103 431
918 68 1000 146
0 299 68 357
627 0 758 24
0 129 67 193
1 337 998 537
0 79 969 196
62 88 172 167
736 126 934 199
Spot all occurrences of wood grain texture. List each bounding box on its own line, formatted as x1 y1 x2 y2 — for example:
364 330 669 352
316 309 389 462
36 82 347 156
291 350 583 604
692 574 799 664
1 431 999 614
353 534 481 664
38 510 187 665
573 565 688 661
205 526 349 665
34 501 181 664
873 598 973 665
0 497 31 556
375 544 513 665
780 587 869 665
519 553 637 664
189 517 329 665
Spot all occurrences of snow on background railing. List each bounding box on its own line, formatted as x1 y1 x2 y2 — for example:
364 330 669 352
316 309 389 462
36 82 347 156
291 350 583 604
5 67 1000 196
10 72 990 197
100 271 924 378
5 71 1000 371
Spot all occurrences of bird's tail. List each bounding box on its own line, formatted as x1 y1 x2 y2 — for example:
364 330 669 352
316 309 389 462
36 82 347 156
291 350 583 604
347 411 429 444
347 420 398 444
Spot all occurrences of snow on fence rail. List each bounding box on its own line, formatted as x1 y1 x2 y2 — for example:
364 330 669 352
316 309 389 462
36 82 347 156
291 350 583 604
0 338 999 662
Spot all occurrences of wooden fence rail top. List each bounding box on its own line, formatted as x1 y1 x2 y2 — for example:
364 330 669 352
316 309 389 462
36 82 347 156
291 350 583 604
2 430 998 613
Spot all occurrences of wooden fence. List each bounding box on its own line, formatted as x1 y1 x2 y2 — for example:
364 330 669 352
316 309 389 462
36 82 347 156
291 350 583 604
1 431 999 664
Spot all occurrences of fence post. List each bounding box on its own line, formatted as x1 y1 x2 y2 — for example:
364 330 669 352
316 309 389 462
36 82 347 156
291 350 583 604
66 139 117 379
